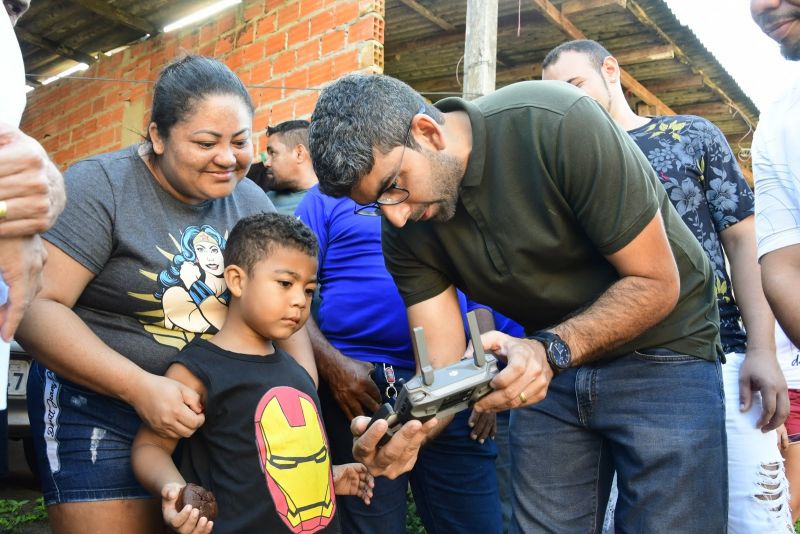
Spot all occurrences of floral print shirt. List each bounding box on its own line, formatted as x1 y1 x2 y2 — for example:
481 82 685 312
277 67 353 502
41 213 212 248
629 115 752 353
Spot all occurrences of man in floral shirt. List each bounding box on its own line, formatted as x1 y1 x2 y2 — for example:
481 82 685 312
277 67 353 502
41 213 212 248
544 39 791 532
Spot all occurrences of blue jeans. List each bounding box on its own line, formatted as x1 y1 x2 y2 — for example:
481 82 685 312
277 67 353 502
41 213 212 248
319 364 502 534
509 350 726 534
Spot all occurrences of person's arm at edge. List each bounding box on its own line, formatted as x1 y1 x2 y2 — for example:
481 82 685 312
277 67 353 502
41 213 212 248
15 243 205 438
762 246 800 352
0 124 65 237
720 216 787 431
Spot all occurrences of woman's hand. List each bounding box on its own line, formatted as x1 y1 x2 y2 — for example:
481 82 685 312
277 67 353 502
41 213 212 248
130 372 205 439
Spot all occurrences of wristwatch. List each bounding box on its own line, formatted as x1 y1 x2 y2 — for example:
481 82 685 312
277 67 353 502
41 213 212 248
527 331 572 375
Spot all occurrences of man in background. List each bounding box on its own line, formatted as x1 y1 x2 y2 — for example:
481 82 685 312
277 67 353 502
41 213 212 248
246 120 317 215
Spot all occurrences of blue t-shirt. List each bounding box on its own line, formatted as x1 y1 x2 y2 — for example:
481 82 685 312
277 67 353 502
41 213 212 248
296 185 419 367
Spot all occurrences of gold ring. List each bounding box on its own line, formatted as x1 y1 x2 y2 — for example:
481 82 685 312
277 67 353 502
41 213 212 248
519 391 527 404
0 200 8 220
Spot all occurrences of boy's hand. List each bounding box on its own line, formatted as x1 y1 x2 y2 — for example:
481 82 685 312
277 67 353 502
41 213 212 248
468 409 496 443
332 463 374 505
161 483 214 533
131 373 205 438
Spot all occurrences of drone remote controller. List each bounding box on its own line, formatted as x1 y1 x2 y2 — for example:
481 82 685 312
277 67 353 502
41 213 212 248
367 310 499 445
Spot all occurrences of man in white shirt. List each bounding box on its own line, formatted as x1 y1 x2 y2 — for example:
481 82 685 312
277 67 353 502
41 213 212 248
752 0 800 343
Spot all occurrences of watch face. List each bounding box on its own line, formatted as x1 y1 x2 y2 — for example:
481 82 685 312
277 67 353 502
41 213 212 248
550 340 571 369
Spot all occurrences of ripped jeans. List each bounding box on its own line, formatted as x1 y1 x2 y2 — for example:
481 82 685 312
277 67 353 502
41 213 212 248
723 352 793 533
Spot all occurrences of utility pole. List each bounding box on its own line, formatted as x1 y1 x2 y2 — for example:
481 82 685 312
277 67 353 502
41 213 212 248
463 0 498 100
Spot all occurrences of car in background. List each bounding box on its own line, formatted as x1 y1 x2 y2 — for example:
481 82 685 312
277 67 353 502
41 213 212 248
7 341 35 473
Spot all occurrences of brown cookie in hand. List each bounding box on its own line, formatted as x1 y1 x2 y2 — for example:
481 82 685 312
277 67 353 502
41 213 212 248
176 483 218 521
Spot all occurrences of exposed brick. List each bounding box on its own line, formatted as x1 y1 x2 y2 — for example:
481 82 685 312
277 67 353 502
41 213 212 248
296 40 320 64
244 0 263 20
310 11 336 36
294 92 319 118
218 12 237 34
300 0 325 17
266 31 287 55
348 14 384 43
285 67 309 90
241 42 266 66
251 60 271 85
334 1 359 26
272 50 297 75
333 49 359 77
287 22 311 47
271 99 295 124
20 0 370 165
215 36 234 56
321 30 346 55
277 2 299 29
256 14 277 37
359 0 383 15
308 57 335 86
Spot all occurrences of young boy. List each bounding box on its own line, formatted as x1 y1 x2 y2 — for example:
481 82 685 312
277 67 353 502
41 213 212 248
132 213 373 534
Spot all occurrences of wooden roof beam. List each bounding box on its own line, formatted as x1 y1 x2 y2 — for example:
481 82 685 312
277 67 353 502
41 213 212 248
624 0 758 128
615 44 674 65
73 0 158 35
398 0 455 31
528 0 675 116
672 102 734 116
644 74 704 93
562 0 627 17
15 27 96 66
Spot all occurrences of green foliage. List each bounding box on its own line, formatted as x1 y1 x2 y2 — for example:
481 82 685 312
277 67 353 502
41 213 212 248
0 497 48 532
406 487 426 534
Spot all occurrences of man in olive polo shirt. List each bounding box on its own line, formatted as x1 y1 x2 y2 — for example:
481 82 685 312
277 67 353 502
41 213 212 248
308 73 725 533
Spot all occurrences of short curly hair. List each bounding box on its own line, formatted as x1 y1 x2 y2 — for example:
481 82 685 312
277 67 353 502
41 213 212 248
308 73 443 198
223 212 317 274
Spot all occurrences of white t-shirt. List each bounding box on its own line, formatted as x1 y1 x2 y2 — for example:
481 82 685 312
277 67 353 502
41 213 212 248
776 325 800 390
754 76 800 259
0 13 27 410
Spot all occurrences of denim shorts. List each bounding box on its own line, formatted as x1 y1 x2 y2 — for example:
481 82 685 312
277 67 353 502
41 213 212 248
27 361 152 505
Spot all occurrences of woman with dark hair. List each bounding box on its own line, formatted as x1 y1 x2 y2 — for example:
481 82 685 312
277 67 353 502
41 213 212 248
16 55 315 533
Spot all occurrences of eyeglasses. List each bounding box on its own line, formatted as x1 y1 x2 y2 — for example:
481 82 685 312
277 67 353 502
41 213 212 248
353 105 425 217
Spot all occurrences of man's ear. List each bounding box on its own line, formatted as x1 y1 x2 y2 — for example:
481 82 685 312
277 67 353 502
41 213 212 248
601 55 621 85
412 114 446 151
295 143 308 163
149 123 165 155
224 264 247 298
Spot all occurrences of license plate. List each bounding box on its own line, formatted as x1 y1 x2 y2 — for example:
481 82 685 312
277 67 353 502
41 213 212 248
8 359 29 396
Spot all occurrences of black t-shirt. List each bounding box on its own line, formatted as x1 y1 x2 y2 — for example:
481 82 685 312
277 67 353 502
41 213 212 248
383 81 721 361
174 339 340 533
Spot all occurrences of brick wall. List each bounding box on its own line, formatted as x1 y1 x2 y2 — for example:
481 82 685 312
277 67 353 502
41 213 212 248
20 0 385 169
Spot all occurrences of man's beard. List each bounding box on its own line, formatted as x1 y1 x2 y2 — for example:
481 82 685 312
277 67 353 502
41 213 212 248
425 149 464 222
782 40 800 61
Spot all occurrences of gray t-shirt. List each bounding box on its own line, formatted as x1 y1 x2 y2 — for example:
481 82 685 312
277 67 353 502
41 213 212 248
44 144 274 375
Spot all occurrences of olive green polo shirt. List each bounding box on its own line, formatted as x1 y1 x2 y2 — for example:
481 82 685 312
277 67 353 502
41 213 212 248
382 81 721 361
